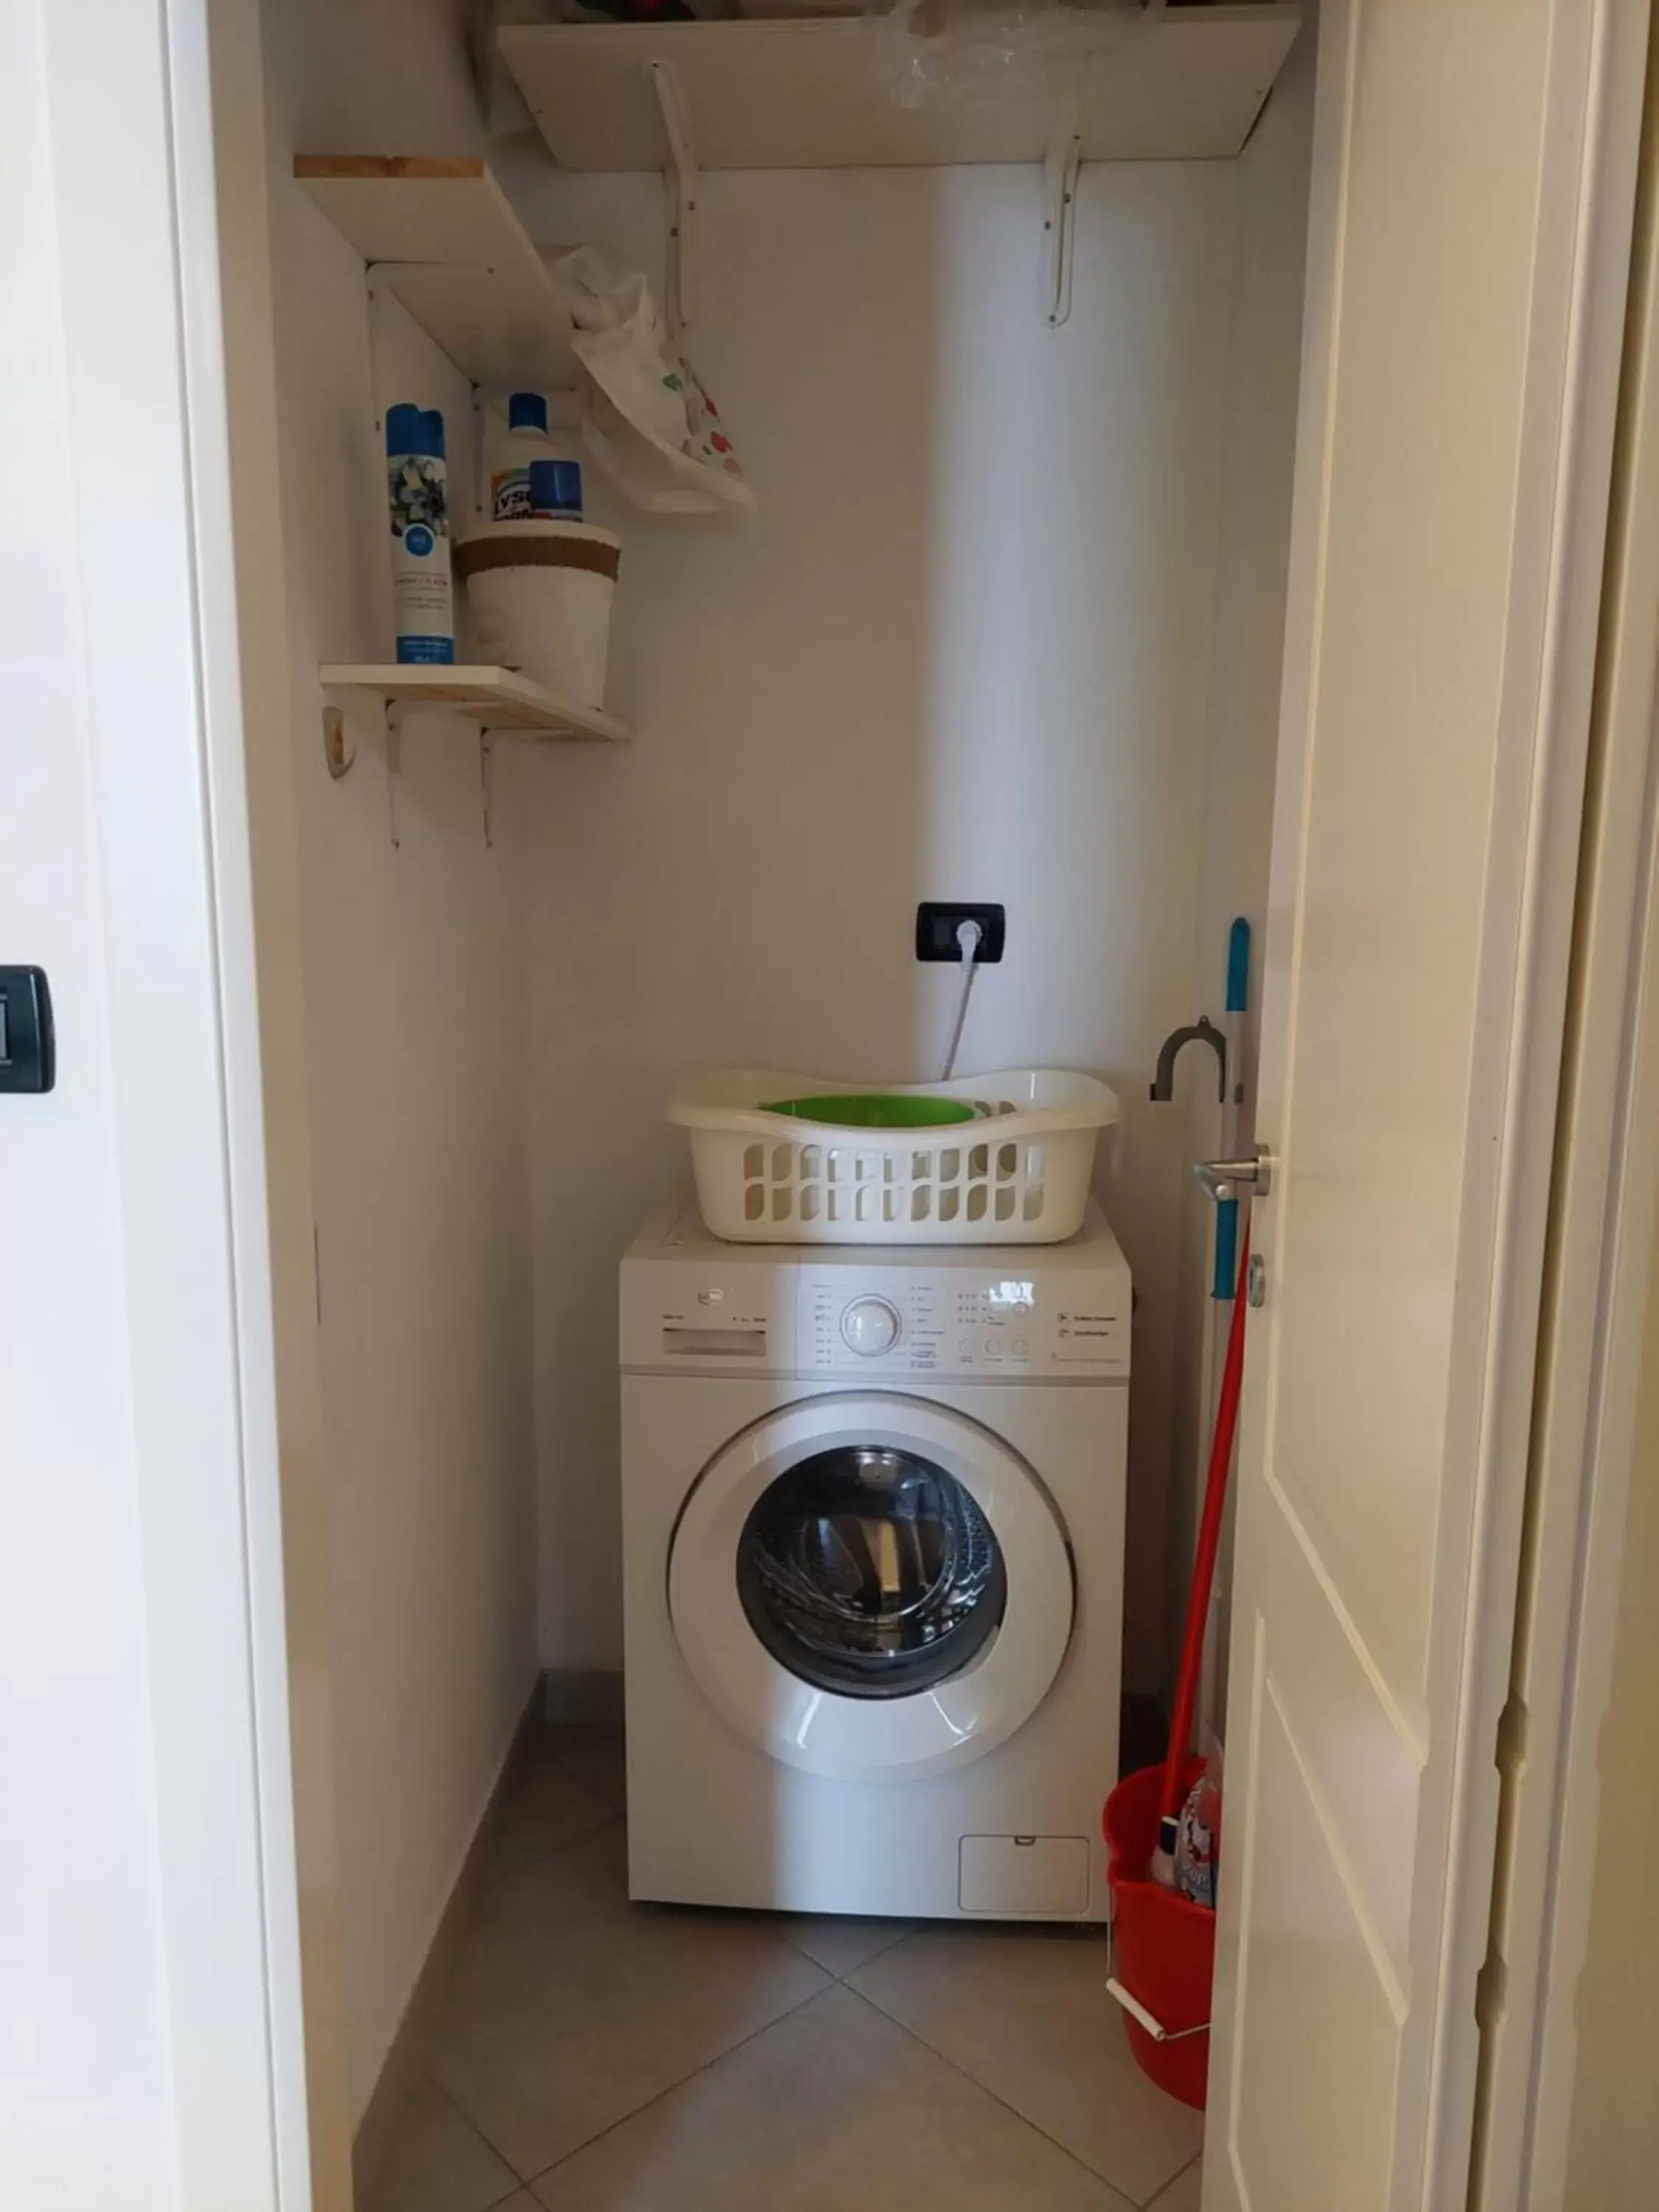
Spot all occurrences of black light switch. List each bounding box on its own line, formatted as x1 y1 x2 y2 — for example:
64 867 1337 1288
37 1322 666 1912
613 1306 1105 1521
0 968 55 1093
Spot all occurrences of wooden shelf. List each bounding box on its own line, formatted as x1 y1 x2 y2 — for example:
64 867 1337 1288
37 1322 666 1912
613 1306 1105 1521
321 664 631 744
293 156 578 390
498 6 1303 173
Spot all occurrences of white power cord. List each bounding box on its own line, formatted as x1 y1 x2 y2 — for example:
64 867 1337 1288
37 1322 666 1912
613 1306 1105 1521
940 917 984 1082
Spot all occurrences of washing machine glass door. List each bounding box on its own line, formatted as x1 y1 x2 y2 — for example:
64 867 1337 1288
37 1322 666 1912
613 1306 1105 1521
737 1445 1006 1700
669 1392 1074 1781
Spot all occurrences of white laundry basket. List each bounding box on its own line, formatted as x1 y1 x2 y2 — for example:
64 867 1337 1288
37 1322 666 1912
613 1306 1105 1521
669 1069 1119 1245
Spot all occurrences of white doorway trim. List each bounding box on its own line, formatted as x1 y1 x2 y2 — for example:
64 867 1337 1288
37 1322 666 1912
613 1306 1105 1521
1472 10 1659 2197
7 0 347 2204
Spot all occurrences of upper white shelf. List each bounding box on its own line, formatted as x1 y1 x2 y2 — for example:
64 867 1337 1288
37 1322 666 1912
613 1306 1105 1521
321 664 631 745
293 156 578 389
498 5 1304 173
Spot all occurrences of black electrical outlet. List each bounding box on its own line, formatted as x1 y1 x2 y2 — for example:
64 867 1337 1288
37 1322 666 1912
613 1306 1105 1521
915 903 1006 963
0 967 54 1093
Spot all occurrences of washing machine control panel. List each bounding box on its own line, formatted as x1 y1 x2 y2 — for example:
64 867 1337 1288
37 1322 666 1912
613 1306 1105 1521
620 1206 1130 1378
801 1265 1127 1378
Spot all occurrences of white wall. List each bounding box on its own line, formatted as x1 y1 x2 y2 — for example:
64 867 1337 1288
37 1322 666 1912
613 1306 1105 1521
503 153 1289 1697
259 0 539 2122
1169 29 1315 1718
1559 1191 1659 2202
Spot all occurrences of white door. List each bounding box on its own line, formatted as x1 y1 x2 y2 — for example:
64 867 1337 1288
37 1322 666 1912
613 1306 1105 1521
669 1394 1074 1779
1204 5 1646 2210
1 0 345 2205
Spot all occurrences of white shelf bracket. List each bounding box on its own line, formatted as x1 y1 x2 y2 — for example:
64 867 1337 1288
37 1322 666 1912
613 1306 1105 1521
365 266 399 411
479 731 498 850
646 59 698 338
1042 120 1082 330
471 385 490 525
384 698 406 851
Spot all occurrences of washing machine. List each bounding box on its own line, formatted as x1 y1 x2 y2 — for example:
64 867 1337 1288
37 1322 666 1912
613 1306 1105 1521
619 1200 1129 1922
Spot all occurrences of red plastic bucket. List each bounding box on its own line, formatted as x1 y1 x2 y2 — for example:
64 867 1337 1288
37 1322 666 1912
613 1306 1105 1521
1103 1759 1216 2109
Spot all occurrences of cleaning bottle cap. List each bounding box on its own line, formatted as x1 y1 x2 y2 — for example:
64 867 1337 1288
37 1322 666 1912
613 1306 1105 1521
386 403 445 459
386 403 427 455
508 391 548 433
528 457 583 519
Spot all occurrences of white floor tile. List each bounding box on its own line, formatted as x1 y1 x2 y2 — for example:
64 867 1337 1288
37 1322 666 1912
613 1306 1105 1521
776 1913 917 1980
361 2075 518 2212
1149 2157 1204 2210
850 1924 1203 2205
428 1823 831 2178
544 1724 627 1815
529 1983 1135 2211
484 1747 616 1885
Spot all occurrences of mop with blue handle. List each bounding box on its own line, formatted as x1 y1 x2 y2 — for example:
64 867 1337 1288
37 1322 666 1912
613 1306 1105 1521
1197 918 1250 1751
1212 918 1250 1305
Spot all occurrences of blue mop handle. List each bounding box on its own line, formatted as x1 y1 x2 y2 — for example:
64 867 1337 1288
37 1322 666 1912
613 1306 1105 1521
1214 1200 1239 1303
1212 918 1251 1301
1225 917 1251 1017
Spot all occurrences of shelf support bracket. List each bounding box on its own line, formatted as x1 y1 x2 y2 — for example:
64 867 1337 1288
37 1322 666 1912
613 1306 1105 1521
479 732 498 850
1042 115 1082 330
384 699 406 852
471 385 490 526
646 59 698 338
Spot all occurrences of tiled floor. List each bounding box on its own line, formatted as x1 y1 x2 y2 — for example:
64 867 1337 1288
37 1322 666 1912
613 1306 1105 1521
367 1727 1205 2212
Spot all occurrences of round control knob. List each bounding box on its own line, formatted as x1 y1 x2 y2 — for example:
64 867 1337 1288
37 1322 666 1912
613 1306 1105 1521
841 1296 902 1357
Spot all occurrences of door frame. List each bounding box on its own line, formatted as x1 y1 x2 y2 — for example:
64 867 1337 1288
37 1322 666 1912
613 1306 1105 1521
1419 4 1651 2199
15 0 349 2205
1472 12 1659 2199
44 0 1650 2205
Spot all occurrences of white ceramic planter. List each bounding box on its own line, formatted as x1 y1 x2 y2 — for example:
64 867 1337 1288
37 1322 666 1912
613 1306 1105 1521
456 519 620 709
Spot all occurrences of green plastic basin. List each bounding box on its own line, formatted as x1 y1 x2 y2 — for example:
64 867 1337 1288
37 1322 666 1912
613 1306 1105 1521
761 1092 979 1131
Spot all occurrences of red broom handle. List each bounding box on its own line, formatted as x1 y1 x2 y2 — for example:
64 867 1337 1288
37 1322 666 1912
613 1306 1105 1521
1161 1219 1252 1825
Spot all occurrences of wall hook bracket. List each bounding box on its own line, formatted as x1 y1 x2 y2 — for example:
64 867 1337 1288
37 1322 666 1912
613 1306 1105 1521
383 698 406 851
470 383 490 526
646 58 698 338
479 731 498 849
1150 1014 1227 1104
322 704 356 781
1042 116 1082 329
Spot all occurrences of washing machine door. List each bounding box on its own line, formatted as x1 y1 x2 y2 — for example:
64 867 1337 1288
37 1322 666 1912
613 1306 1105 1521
668 1392 1074 1781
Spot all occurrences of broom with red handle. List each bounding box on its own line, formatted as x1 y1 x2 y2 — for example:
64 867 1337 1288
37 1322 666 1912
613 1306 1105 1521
1157 1218 1252 1863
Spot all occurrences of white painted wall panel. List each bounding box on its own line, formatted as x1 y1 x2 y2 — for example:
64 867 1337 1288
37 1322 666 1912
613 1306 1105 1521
1558 1208 1659 2203
1173 29 1315 1717
501 156 1297 1694
260 0 539 2121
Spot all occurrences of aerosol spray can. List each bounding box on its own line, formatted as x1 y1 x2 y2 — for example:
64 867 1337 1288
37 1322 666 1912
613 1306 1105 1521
386 403 453 664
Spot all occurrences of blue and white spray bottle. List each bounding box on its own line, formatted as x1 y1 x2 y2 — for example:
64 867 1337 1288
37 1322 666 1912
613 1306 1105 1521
386 403 453 664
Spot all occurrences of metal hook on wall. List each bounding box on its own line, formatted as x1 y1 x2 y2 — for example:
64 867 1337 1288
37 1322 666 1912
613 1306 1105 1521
1149 1015 1228 1105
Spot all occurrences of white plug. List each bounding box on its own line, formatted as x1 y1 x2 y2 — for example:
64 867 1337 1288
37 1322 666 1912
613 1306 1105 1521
941 920 986 1082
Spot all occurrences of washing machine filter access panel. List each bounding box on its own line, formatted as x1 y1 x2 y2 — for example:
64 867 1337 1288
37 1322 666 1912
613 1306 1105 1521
621 1203 1129 1381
